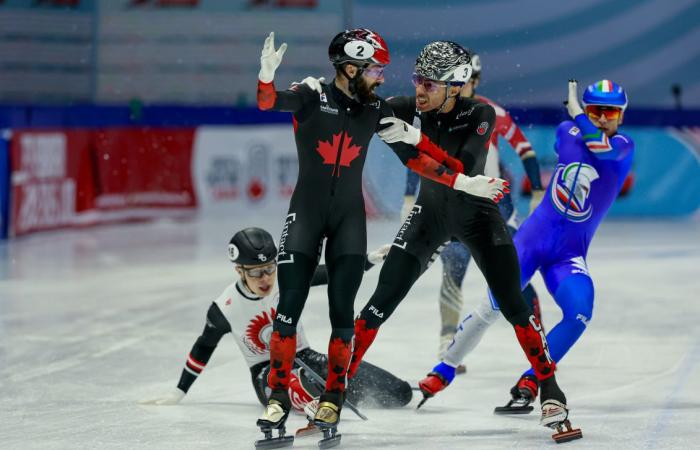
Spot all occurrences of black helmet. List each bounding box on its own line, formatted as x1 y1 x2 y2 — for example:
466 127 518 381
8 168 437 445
228 228 277 265
415 41 472 84
328 28 391 67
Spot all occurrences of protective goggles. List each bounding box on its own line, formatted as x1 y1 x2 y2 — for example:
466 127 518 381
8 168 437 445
411 73 447 93
241 263 277 278
585 105 622 121
363 65 385 79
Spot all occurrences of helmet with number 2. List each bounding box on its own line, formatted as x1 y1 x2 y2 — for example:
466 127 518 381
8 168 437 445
582 79 628 111
328 28 391 67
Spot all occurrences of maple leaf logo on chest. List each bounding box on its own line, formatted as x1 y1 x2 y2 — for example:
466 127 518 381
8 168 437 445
316 132 363 176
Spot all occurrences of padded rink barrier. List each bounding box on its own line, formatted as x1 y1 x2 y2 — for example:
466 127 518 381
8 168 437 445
1 121 698 239
6 128 197 237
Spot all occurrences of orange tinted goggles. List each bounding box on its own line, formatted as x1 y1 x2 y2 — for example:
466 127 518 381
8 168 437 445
585 105 622 120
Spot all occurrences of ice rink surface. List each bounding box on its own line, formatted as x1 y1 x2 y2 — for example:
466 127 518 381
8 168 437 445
1 214 699 450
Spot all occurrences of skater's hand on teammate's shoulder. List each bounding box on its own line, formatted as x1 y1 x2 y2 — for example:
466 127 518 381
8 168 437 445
377 117 421 146
292 76 325 94
564 79 583 119
368 244 392 265
452 174 509 203
529 189 545 213
138 387 185 406
259 31 287 83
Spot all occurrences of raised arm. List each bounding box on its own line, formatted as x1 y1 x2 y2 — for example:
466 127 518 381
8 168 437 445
565 80 633 161
256 32 317 113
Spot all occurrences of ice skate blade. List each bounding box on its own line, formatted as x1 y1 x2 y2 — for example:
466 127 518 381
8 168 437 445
296 421 321 437
494 405 534 415
254 435 294 449
552 420 582 444
318 430 341 449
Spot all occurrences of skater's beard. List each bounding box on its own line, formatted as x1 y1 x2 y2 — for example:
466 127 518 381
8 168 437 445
354 75 380 104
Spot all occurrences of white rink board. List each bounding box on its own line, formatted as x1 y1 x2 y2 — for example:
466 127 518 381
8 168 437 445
1 215 699 450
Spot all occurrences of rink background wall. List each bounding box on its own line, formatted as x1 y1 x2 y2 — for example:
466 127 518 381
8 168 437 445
0 121 698 239
1 0 699 108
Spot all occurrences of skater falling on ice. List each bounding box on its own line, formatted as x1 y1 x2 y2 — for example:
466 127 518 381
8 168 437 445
140 227 413 417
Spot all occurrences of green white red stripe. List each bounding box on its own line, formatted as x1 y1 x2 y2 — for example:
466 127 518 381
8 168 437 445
597 80 614 92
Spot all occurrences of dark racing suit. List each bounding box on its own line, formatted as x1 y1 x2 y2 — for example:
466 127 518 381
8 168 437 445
349 96 564 403
256 80 459 402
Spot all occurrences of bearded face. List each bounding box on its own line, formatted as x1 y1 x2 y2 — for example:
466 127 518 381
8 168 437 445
355 73 381 104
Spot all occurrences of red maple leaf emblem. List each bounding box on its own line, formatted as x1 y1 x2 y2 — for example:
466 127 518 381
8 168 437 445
316 132 363 176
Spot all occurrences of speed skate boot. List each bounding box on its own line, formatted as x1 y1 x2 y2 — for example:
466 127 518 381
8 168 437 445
314 391 343 449
494 374 538 414
255 390 294 449
540 377 582 444
256 330 297 449
417 362 455 409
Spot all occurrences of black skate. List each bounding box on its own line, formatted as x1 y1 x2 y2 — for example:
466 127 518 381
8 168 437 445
494 375 538 415
313 392 343 449
255 392 294 449
540 378 582 444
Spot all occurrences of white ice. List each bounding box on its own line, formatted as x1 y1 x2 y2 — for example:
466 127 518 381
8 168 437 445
1 215 699 450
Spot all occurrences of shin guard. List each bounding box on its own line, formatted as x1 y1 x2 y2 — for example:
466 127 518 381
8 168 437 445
514 315 556 380
347 319 379 379
325 337 352 393
268 331 297 390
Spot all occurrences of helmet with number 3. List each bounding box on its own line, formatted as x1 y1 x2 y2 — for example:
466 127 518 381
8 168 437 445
415 41 472 84
328 28 391 67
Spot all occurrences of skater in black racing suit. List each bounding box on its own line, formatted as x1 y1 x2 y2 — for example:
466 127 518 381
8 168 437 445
254 30 473 436
345 41 576 438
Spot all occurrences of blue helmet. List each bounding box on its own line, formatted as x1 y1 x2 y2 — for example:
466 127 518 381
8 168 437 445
582 79 628 111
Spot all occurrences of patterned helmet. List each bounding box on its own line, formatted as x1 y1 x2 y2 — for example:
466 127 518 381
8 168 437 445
582 79 628 111
328 28 391 67
415 41 472 84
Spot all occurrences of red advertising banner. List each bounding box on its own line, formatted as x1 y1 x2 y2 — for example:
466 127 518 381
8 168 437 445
93 128 196 210
10 130 96 236
10 128 197 237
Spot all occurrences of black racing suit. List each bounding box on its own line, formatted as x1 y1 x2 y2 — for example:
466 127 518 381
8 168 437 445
359 95 531 325
257 80 458 399
351 96 563 401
